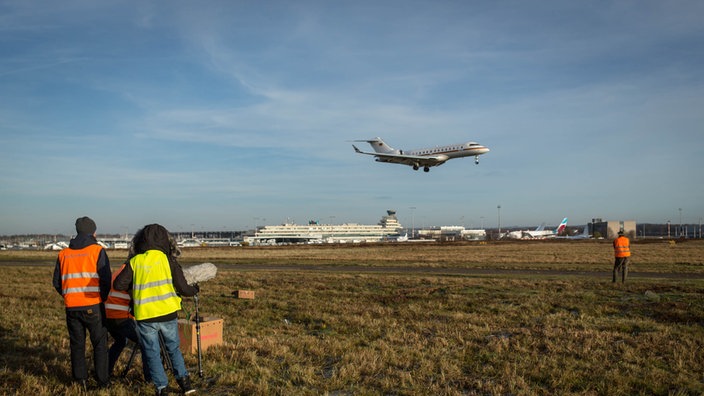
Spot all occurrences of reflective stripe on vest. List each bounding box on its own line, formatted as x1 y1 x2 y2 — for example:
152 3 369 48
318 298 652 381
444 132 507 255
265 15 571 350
613 236 631 258
58 244 104 308
105 264 132 319
130 250 182 321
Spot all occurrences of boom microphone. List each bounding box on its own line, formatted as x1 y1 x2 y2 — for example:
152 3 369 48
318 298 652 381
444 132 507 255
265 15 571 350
182 262 218 285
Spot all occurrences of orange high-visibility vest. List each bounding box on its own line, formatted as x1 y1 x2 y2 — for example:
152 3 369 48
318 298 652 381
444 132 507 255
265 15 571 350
105 264 131 319
613 236 631 258
58 244 104 308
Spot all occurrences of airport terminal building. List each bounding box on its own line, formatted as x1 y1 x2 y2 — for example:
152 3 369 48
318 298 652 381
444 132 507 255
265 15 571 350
244 210 403 245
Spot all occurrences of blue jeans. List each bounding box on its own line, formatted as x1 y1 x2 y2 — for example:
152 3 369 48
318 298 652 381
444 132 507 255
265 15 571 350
136 319 189 390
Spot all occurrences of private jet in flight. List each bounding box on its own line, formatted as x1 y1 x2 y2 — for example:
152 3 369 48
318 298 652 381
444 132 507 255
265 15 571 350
352 137 489 172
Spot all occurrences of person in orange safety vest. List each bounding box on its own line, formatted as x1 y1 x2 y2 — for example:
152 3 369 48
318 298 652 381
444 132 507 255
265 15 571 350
612 230 631 283
105 263 150 380
52 216 112 390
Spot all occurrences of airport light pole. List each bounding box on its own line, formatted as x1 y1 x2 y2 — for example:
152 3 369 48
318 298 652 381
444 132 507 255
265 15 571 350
678 208 682 238
409 207 416 239
667 220 671 239
497 205 501 239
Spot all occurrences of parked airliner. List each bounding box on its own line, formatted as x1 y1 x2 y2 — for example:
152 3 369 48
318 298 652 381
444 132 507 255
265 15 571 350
556 224 591 239
352 137 489 172
507 218 568 239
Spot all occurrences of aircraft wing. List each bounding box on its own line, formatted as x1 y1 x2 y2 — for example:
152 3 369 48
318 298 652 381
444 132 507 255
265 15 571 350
352 145 448 167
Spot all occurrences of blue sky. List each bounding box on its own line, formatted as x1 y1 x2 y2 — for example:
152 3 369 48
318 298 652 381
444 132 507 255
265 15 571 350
1 0 703 235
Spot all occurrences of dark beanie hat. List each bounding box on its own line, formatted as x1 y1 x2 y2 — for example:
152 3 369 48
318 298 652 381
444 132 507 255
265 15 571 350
75 216 97 235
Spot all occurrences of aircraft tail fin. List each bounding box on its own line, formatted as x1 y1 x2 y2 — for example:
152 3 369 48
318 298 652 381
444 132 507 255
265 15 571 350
555 218 568 234
579 225 590 237
361 137 397 154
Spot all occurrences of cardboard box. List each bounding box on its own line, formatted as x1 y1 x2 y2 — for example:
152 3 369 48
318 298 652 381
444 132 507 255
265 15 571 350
178 317 223 354
234 290 255 299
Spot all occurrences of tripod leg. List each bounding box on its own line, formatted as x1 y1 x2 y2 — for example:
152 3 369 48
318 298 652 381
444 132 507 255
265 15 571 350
195 293 204 378
158 330 173 372
121 341 139 378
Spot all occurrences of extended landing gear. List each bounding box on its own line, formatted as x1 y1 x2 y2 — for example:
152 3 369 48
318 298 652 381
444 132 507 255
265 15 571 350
475 155 480 165
412 163 430 172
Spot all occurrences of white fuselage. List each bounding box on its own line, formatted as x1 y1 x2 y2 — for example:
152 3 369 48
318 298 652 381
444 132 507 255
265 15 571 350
404 142 489 159
353 137 489 171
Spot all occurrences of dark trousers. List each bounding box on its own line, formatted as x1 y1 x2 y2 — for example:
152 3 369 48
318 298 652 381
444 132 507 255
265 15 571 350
65 307 109 385
107 318 150 380
613 257 629 283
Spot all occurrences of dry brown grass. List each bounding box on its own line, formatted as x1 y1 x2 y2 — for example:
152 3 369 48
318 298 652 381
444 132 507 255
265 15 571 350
177 239 704 270
1 241 703 395
7 239 703 271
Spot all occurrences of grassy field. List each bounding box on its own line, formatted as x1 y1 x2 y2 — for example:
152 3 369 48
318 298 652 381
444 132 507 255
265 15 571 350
1 240 703 395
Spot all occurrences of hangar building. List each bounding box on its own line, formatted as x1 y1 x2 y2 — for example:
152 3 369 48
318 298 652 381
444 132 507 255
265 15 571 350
590 219 636 239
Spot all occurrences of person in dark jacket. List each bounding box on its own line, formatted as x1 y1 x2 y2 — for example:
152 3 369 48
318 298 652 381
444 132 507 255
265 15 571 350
114 224 198 395
105 228 182 380
52 216 112 390
105 263 151 381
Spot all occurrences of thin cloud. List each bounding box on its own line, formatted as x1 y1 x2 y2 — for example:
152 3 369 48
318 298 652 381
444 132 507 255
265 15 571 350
1 1 702 234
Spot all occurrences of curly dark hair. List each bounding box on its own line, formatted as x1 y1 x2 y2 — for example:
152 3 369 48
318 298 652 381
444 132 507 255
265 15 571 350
128 224 181 259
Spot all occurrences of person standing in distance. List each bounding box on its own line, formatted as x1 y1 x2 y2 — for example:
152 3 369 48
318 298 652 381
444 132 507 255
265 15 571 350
52 216 112 389
114 224 198 395
613 230 631 283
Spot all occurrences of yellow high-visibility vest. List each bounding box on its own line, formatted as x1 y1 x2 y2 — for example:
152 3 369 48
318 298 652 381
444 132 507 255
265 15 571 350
130 250 181 320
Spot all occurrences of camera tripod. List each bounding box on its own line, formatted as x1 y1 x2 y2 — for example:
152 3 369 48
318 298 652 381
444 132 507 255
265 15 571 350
121 330 172 378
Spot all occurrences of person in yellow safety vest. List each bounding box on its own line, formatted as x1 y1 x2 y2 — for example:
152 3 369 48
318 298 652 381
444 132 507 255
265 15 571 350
105 263 150 381
114 224 199 396
52 216 112 390
612 230 631 283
